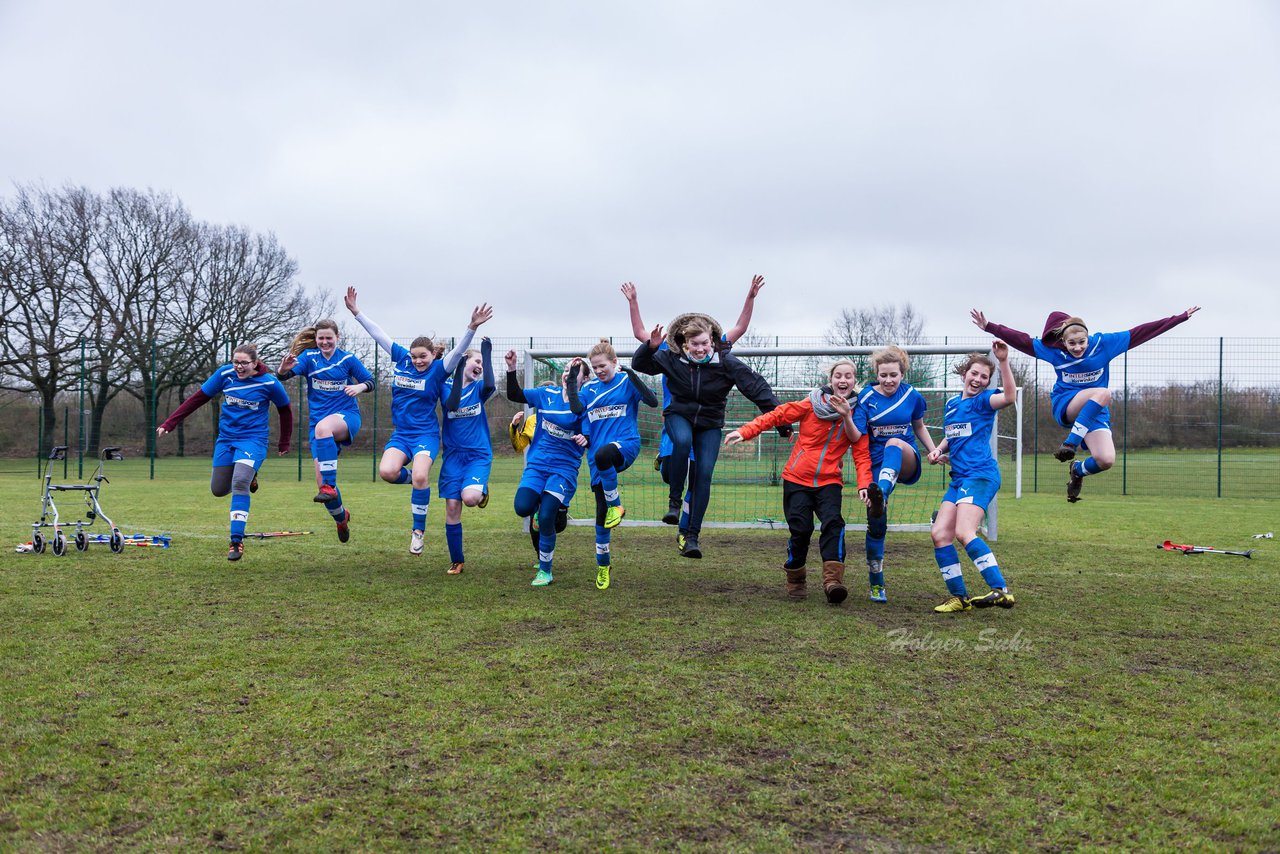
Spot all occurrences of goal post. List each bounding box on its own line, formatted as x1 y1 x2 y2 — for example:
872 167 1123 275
520 345 1021 541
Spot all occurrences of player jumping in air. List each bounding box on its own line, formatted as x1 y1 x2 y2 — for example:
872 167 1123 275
971 306 1199 503
158 344 293 561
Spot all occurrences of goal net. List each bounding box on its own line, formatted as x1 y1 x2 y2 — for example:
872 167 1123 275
521 346 1021 540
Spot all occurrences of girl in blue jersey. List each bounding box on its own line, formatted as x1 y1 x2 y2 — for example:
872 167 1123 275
345 287 492 555
505 350 588 587
926 342 1018 613
579 338 660 590
972 306 1199 503
440 337 497 574
158 344 293 561
278 318 374 542
849 345 937 603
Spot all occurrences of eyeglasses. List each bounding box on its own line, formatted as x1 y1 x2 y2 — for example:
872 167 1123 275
232 360 255 367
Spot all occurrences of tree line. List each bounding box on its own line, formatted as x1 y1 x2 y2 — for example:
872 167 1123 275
0 183 329 455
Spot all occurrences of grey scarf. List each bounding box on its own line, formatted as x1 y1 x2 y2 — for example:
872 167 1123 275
808 386 842 421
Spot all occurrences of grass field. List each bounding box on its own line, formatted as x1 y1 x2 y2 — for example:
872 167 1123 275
1 458 1277 850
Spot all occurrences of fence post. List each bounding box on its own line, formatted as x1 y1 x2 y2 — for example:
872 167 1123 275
78 337 86 479
1217 337 1224 498
1033 359 1038 493
1122 351 1128 496
149 342 157 480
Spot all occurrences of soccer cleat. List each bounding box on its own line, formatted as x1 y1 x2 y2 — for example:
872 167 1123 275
530 514 539 533
662 501 680 525
1067 465 1084 503
336 509 351 543
1054 442 1077 463
531 569 554 587
249 476 259 494
227 540 244 561
866 482 886 518
603 505 626 529
676 532 685 552
447 562 465 575
680 535 702 559
869 584 887 603
971 588 1016 609
477 491 489 509
933 595 972 613
409 529 424 556
596 563 611 590
314 484 338 503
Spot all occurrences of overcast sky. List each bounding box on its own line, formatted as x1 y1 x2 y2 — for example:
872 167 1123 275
3 1 1277 342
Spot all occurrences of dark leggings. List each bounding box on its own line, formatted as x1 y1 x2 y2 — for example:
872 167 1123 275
515 487 568 550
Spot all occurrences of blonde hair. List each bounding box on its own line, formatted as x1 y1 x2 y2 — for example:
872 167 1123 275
288 318 340 357
827 359 857 380
589 338 617 361
953 352 996 381
871 345 909 376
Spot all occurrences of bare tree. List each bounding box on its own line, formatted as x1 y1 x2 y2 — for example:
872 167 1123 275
0 185 95 452
825 302 934 385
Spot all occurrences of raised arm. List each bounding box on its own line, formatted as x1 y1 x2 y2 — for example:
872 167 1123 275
446 360 466 411
630 326 666 375
971 308 1035 357
725 274 765 343
504 349 529 404
1127 306 1200 349
988 341 1018 410
479 337 496 401
566 360 584 415
346 286 395 354
442 303 492 372
621 282 647 342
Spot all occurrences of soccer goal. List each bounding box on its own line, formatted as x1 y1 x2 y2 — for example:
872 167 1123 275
521 346 1021 541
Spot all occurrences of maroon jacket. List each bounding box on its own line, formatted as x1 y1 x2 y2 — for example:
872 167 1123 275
980 310 1194 358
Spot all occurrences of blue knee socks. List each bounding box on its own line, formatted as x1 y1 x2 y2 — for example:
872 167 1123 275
445 521 464 563
878 446 902 498
230 494 250 542
965 537 1007 590
315 437 338 487
410 487 430 531
935 545 967 597
595 526 611 567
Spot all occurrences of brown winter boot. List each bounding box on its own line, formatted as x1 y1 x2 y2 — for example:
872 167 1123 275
784 568 807 600
822 560 848 604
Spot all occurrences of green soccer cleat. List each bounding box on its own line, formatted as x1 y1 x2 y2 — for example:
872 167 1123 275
933 595 972 613
596 564 611 590
531 569 554 587
869 584 887 603
603 505 626 529
971 588 1016 609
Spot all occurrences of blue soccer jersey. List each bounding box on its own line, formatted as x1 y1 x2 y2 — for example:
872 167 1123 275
943 389 1001 483
388 342 447 438
442 375 494 455
293 348 374 426
855 383 927 466
1034 331 1129 400
201 366 291 443
580 372 645 449
522 385 586 478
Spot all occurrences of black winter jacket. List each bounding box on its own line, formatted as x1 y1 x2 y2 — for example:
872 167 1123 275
631 341 780 430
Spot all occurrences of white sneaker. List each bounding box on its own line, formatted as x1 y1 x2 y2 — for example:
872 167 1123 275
409 530 425 555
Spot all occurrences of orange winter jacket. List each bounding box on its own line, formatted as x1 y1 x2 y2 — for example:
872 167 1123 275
736 399 872 490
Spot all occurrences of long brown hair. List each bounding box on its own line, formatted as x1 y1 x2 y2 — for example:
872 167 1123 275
288 318 340 357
